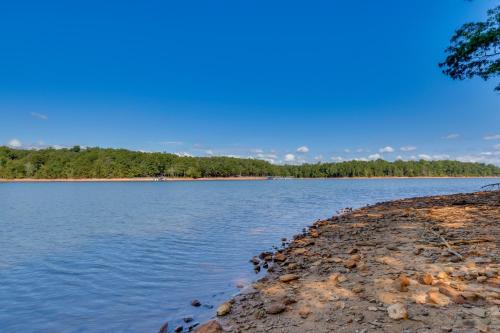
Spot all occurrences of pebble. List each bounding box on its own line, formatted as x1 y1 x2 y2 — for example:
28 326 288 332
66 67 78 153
387 303 408 320
216 302 231 316
465 307 487 318
279 274 299 283
298 306 311 318
420 273 433 285
396 274 410 292
195 320 222 333
158 322 168 333
427 291 450 307
274 253 286 262
265 302 286 314
191 299 202 307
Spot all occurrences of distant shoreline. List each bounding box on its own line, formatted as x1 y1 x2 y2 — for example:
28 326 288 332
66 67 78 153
1 176 499 183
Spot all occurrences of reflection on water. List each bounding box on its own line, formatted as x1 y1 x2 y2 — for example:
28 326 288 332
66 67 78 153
0 178 494 332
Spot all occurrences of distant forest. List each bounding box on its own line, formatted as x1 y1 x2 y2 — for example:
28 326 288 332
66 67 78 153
1 146 499 179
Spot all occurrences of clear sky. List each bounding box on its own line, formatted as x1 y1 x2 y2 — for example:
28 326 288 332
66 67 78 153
1 0 499 165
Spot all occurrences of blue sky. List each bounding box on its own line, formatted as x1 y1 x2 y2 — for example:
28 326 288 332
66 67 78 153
1 0 499 164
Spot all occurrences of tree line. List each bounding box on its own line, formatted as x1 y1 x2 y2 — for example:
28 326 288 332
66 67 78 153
0 146 499 179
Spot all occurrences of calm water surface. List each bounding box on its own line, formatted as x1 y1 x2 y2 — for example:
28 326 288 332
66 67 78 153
0 178 495 332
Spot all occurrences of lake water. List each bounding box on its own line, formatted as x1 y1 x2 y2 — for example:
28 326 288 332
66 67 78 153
0 178 496 332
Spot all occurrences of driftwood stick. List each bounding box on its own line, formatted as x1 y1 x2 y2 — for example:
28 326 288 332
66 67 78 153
427 229 463 260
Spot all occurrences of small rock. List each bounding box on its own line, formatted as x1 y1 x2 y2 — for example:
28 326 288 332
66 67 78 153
465 307 487 318
195 320 221 333
174 326 183 333
183 316 193 323
387 303 408 320
298 306 311 318
437 271 448 280
477 276 488 283
216 302 231 316
427 291 450 307
438 285 465 304
191 299 202 307
344 259 357 269
250 257 260 265
396 274 410 292
348 248 358 254
279 274 299 283
465 261 477 269
420 273 433 285
274 253 286 262
488 306 500 319
158 322 168 333
352 285 364 293
368 306 378 311
350 254 362 261
265 302 286 314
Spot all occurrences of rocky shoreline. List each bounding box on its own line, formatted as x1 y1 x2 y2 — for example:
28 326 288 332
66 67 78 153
183 191 499 333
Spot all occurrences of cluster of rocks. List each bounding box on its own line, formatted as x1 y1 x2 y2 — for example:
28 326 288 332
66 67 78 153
178 190 500 332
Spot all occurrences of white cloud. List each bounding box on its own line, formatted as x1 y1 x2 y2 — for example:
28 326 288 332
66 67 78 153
254 152 278 164
457 151 500 165
251 148 264 153
331 156 343 162
30 112 48 120
284 153 296 162
344 148 350 153
418 154 431 160
444 133 460 140
205 149 214 155
7 138 22 148
296 146 309 153
368 153 381 160
432 154 450 160
314 155 323 161
396 155 403 160
175 152 193 157
494 144 500 151
400 146 416 152
484 134 500 140
379 146 394 153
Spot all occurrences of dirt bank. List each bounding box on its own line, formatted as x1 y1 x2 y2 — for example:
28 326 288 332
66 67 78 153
197 191 499 333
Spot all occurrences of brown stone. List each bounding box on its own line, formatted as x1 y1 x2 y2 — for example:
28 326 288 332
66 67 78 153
352 285 364 293
387 303 408 320
438 285 465 304
427 291 451 307
344 259 357 269
266 302 286 314
279 274 299 283
298 306 311 318
396 274 410 292
216 302 231 316
195 320 222 333
420 273 433 285
274 253 286 262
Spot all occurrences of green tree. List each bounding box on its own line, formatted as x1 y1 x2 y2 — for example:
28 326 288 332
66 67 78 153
440 6 500 91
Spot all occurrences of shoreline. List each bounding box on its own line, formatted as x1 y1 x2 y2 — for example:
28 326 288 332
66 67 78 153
1 176 499 183
193 190 500 333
